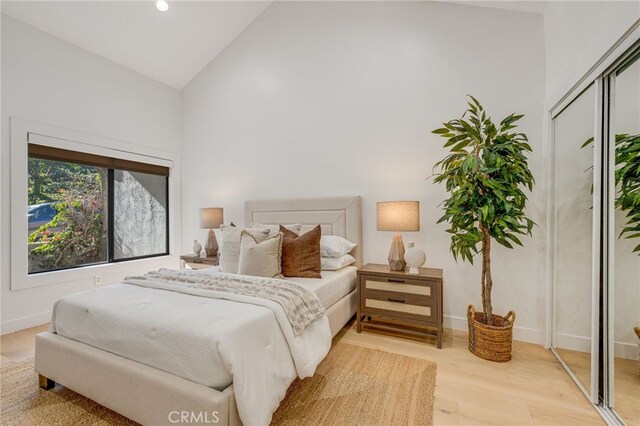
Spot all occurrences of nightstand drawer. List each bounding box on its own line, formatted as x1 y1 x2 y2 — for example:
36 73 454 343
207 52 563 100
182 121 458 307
361 275 437 298
365 299 432 317
364 278 434 297
363 299 437 323
362 290 437 322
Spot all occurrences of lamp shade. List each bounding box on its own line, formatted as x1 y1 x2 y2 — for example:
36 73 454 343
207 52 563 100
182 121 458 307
199 207 224 229
376 201 420 232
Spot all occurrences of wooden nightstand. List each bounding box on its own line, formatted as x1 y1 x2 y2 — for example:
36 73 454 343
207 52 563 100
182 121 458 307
357 263 444 348
180 254 219 270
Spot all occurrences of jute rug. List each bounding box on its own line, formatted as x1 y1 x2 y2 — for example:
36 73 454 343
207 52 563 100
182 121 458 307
271 342 436 425
1 342 436 425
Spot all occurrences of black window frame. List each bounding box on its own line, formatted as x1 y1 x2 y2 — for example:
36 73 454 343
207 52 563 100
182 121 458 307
27 144 170 275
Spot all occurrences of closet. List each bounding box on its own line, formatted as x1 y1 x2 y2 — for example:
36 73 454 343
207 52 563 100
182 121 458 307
551 40 640 425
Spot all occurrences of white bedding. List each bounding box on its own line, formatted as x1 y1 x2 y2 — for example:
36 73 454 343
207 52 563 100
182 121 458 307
50 270 333 426
204 265 357 309
285 266 357 308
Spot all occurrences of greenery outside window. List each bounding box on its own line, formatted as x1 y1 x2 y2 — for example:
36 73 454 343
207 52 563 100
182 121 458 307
27 144 169 274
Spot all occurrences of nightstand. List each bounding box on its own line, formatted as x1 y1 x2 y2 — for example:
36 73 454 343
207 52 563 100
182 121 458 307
180 254 219 270
357 263 444 348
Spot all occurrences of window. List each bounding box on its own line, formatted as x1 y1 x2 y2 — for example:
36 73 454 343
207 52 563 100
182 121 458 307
112 170 168 260
27 144 169 274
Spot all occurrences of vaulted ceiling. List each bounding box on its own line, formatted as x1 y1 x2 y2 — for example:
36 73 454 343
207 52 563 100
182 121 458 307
1 1 544 90
1 1 272 89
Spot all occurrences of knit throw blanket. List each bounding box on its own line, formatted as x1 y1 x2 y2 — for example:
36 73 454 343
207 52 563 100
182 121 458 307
124 268 325 335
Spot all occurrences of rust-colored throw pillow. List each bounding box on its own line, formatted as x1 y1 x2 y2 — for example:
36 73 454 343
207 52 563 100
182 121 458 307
280 225 322 278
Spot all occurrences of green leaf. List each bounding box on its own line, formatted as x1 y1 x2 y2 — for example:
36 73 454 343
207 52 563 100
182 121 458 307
581 137 595 148
451 140 471 151
505 233 523 246
432 96 535 270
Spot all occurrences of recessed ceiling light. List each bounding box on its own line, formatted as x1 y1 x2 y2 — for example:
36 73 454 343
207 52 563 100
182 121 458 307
156 0 168 12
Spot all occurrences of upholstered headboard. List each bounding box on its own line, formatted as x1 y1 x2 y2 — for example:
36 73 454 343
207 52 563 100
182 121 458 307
244 196 363 267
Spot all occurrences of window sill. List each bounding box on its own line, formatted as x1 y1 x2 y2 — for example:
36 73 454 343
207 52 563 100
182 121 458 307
11 254 180 292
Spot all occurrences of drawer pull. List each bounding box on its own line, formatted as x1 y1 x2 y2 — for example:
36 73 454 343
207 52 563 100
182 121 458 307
387 278 405 283
388 297 405 303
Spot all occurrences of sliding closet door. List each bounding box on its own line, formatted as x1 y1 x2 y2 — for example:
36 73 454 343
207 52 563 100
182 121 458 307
608 51 640 425
552 84 598 399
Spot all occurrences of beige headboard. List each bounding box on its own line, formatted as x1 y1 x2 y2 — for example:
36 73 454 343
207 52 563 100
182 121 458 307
244 196 363 267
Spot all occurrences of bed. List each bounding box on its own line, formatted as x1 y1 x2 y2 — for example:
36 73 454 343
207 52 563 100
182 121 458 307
34 196 362 426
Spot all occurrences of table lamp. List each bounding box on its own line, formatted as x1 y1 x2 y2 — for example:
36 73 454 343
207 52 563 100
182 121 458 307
200 207 224 257
377 201 420 271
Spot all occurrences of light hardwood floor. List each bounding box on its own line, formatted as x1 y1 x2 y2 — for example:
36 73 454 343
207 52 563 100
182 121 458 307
1 322 604 425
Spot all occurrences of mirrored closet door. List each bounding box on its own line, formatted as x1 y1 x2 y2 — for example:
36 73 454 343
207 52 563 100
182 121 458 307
551 40 640 425
552 84 597 399
608 49 640 426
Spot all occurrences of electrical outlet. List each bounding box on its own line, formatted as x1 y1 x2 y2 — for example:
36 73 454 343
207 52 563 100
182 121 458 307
94 275 103 286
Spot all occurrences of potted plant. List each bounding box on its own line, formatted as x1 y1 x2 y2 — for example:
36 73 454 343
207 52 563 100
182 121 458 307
431 96 535 362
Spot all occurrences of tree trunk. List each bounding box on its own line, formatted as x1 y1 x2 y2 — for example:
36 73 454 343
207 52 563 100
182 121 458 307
480 241 486 321
482 230 494 325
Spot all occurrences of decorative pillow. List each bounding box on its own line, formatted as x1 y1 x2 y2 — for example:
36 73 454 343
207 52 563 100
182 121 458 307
320 235 357 258
321 254 356 271
219 224 269 273
217 222 236 246
251 223 301 237
280 225 322 278
237 231 283 278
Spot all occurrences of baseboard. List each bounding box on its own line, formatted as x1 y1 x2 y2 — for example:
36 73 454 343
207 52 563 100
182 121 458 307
555 332 639 360
1 310 51 335
614 341 639 361
444 314 543 345
555 332 591 353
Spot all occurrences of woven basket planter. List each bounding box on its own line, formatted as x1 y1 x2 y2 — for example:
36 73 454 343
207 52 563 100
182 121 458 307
467 304 515 362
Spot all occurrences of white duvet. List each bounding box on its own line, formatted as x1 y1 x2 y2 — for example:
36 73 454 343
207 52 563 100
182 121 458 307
49 269 332 426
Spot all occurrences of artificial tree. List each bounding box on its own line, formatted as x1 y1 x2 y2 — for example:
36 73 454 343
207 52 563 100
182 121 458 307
432 96 535 326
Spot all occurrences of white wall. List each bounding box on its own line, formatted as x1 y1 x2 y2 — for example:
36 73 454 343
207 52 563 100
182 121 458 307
182 1 547 343
0 15 183 333
544 1 640 106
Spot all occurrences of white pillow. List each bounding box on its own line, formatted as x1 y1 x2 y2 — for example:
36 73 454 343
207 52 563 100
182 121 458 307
219 225 270 273
320 235 356 258
251 223 301 237
321 254 356 271
238 232 283 278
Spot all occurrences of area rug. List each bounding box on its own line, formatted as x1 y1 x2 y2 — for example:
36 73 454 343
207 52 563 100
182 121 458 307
271 342 437 425
1 342 436 425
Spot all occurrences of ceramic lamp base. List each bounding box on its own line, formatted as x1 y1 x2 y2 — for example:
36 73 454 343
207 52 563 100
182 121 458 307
205 229 218 257
388 233 406 271
408 267 420 275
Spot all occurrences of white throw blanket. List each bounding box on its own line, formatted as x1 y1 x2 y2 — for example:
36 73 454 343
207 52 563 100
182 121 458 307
125 268 326 336
50 269 332 426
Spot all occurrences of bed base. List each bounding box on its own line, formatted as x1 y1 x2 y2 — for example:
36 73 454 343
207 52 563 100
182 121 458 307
35 289 356 426
35 331 241 425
